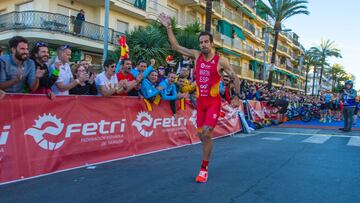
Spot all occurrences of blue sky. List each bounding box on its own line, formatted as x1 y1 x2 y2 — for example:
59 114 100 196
280 0 360 89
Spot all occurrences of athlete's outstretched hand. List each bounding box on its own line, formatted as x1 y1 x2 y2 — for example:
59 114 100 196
159 13 170 27
231 96 241 108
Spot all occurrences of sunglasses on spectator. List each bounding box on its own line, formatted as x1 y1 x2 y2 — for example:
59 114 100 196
35 42 48 47
109 65 116 68
60 45 71 50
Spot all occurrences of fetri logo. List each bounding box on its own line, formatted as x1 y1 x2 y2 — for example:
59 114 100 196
24 114 65 150
132 111 188 137
132 111 154 137
25 114 126 151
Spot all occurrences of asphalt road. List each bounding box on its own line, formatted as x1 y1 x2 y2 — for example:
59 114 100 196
1 128 360 203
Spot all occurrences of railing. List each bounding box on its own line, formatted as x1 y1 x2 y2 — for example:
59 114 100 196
211 27 222 43
119 0 146 10
231 64 242 76
243 21 255 34
254 51 263 61
212 1 222 15
243 44 255 56
222 7 232 20
232 11 243 25
0 11 124 45
232 38 243 51
221 34 233 47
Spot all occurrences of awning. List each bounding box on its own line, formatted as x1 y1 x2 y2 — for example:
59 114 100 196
256 0 269 20
233 26 246 41
218 48 241 58
229 0 256 19
217 20 233 38
250 60 263 74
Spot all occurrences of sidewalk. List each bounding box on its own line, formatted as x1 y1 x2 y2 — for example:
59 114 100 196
274 118 360 131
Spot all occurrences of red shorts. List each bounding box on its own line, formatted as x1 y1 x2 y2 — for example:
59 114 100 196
197 96 221 128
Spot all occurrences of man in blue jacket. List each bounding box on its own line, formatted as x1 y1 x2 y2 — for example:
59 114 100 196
158 72 188 115
340 80 357 132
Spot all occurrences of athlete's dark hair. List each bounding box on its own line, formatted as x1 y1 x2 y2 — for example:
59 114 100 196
198 31 213 43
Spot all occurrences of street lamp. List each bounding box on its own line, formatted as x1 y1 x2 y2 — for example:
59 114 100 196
103 0 110 61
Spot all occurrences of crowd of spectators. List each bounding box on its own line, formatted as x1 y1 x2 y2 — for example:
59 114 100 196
0 36 358 120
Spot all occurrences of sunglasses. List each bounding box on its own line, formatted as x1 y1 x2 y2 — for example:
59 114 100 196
60 45 71 50
35 42 48 47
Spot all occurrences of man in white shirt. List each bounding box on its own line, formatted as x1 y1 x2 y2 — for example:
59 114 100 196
95 59 125 96
51 45 86 95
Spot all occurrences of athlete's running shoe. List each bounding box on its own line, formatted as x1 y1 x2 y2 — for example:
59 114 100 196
195 169 208 183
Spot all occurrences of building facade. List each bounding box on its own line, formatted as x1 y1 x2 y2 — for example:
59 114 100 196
0 0 306 91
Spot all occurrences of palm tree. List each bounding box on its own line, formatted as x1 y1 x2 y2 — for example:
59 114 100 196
329 64 347 92
205 0 212 32
111 20 201 65
257 0 309 89
310 39 341 95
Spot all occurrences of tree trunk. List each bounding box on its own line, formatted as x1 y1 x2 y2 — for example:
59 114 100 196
318 61 325 95
205 0 212 32
267 29 280 90
312 66 317 95
304 65 309 95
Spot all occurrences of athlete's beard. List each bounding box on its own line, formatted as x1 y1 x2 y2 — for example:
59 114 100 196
201 49 210 55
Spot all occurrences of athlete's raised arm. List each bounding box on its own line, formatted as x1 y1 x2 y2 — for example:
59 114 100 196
159 13 200 59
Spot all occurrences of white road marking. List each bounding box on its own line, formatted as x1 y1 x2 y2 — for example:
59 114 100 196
261 137 283 141
254 131 355 138
347 136 360 147
302 135 331 144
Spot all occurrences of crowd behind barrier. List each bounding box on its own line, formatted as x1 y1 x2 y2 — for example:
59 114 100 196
0 36 359 123
0 36 359 184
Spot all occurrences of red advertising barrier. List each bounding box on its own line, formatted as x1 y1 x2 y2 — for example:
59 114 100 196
0 95 241 184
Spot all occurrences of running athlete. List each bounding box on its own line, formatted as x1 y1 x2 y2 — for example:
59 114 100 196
159 13 241 183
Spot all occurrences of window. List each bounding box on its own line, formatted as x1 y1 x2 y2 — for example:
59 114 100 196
57 4 78 17
16 1 34 11
116 20 129 33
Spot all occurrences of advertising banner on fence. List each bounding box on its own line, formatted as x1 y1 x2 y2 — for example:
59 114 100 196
0 95 241 184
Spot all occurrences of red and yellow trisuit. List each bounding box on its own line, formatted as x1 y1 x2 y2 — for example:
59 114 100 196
195 53 222 129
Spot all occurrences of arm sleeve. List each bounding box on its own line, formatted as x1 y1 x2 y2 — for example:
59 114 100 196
141 80 159 99
115 62 121 74
349 90 357 99
160 84 177 101
142 65 153 78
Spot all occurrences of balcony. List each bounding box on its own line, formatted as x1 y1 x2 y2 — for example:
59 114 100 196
221 34 233 48
243 21 255 35
147 0 179 23
243 44 255 57
111 0 147 19
232 12 243 26
223 7 233 21
0 11 123 45
231 64 242 76
232 38 243 51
